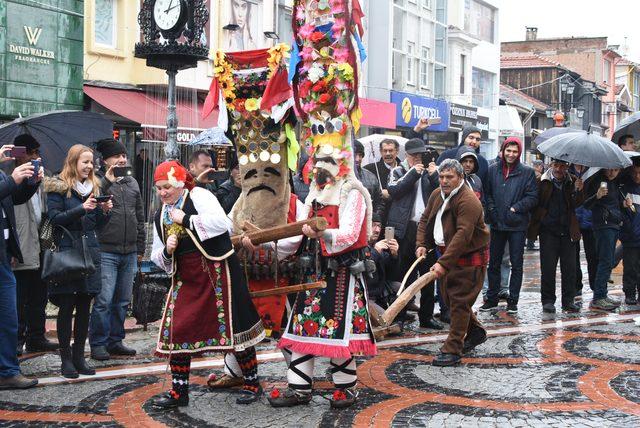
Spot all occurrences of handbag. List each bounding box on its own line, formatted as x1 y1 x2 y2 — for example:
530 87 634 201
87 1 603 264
41 224 96 286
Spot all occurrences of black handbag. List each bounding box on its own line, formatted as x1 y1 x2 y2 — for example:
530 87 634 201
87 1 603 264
132 271 170 328
41 224 96 286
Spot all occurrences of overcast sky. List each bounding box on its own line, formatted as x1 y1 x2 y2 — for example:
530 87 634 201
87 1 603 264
499 0 640 63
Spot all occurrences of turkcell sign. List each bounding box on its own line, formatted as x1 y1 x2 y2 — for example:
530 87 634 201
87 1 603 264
390 91 449 132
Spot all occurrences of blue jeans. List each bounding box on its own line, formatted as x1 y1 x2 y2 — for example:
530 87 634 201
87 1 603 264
89 252 137 348
593 228 619 300
0 260 20 378
487 230 526 304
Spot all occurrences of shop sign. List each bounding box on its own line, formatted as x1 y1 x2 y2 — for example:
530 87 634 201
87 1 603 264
390 91 449 132
8 26 56 65
450 103 478 129
477 115 490 139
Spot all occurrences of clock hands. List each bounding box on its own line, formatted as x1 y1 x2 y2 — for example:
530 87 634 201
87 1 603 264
165 3 180 13
164 0 174 14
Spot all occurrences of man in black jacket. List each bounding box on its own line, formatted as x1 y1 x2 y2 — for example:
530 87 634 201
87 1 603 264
387 139 442 329
354 140 384 222
215 162 242 214
0 144 41 390
437 126 489 184
90 139 146 360
481 137 537 314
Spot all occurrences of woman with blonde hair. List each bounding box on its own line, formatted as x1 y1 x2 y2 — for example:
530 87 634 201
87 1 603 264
45 144 112 378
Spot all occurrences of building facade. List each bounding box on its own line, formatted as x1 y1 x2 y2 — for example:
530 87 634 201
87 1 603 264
1 0 84 119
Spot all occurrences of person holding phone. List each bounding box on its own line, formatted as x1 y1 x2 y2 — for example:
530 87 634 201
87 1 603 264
11 135 59 357
435 126 489 185
44 145 112 378
0 138 43 390
89 138 145 361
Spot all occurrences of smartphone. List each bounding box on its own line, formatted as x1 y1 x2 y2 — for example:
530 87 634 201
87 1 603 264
28 159 40 184
94 195 113 203
600 181 607 189
422 148 439 166
8 147 26 158
113 166 133 178
427 117 443 125
384 226 395 241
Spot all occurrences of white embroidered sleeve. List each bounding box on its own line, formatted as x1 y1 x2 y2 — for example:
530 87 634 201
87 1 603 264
322 190 365 255
151 224 173 275
266 199 310 260
188 187 234 240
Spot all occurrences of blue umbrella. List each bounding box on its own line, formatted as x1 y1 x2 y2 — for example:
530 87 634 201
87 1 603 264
0 110 113 173
537 131 632 169
533 126 573 146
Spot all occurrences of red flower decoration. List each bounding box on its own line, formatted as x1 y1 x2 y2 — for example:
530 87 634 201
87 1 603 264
312 304 320 312
332 389 347 401
312 81 327 92
270 389 281 399
310 32 325 43
318 93 331 104
303 320 319 336
300 80 313 98
354 316 366 332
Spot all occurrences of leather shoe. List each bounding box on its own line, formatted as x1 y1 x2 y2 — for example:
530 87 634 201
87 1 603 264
107 342 137 356
0 374 38 390
420 318 444 330
462 328 487 354
207 373 244 389
432 353 461 367
268 388 312 408
562 303 581 313
542 303 556 313
152 391 189 409
26 338 59 353
90 346 110 361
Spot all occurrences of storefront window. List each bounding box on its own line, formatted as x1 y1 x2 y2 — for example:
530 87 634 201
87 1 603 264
95 0 117 48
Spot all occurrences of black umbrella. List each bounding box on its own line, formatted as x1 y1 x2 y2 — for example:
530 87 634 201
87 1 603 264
612 111 640 143
537 131 632 169
0 110 113 173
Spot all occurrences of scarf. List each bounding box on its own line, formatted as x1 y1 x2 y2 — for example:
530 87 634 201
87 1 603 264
74 180 94 197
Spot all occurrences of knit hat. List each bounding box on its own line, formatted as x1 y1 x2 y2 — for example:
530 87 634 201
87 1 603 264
353 139 365 156
460 126 482 146
154 160 194 190
13 134 39 150
96 138 127 160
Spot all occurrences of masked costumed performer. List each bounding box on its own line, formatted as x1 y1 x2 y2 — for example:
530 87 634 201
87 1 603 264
150 161 265 409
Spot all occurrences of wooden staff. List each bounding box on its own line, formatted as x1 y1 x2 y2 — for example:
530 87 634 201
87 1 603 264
249 281 326 298
396 255 425 296
381 272 437 327
231 217 328 247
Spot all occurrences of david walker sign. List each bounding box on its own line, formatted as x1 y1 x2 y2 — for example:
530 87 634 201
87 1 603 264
8 26 56 65
390 91 449 132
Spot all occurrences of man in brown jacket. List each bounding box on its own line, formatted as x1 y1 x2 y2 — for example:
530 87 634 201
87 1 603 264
416 159 490 366
527 159 584 314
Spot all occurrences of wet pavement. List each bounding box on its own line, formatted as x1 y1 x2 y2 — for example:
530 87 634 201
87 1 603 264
3 249 640 427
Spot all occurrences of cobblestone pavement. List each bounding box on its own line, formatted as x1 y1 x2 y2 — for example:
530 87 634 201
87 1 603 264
3 250 640 427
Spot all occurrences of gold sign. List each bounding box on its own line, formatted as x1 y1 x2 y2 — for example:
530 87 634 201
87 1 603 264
8 26 55 64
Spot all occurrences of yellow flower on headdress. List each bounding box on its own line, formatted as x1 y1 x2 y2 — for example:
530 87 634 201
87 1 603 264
267 43 291 77
245 98 261 112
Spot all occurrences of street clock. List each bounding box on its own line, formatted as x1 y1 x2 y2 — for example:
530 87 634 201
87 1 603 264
152 0 188 38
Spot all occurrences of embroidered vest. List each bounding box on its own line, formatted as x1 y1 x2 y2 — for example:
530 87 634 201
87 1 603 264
154 194 234 260
310 203 368 257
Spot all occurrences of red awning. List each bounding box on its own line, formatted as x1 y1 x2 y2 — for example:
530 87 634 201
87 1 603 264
359 98 396 129
83 85 218 129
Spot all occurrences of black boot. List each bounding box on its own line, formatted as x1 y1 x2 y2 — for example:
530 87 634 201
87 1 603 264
60 348 79 379
72 344 95 375
152 391 189 409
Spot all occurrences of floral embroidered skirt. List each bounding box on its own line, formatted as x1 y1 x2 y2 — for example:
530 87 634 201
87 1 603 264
155 251 265 357
278 265 377 359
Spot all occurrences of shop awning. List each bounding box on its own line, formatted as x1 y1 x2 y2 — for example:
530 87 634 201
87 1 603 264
359 98 396 129
83 85 218 130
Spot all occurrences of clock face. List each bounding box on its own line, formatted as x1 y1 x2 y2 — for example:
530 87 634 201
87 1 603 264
153 0 182 31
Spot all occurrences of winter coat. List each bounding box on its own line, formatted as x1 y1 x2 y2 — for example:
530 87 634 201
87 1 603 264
484 141 538 232
215 179 242 214
356 165 385 222
45 177 110 297
619 178 640 246
363 158 401 190
438 145 489 184
13 190 45 271
456 146 484 203
527 170 584 242
416 184 490 272
584 172 625 231
386 162 439 240
0 170 39 265
97 173 146 255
